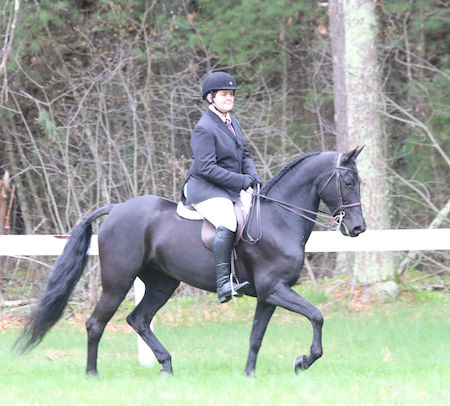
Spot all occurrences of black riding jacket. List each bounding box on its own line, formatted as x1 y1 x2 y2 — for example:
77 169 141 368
182 109 259 204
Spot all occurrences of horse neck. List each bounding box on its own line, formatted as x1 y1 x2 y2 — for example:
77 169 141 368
266 153 334 211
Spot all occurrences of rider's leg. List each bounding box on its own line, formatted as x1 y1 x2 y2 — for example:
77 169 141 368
193 197 249 303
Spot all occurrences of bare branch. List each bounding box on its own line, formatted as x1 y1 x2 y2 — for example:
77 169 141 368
0 0 20 103
381 94 450 167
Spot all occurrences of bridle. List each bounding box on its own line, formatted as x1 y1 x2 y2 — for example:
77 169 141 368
243 154 362 243
318 153 362 217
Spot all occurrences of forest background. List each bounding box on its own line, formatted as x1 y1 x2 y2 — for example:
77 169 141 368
0 0 448 305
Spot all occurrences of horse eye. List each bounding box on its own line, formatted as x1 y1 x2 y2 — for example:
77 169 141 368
345 182 354 187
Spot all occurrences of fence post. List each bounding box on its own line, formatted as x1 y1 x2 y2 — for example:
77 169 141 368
133 278 156 366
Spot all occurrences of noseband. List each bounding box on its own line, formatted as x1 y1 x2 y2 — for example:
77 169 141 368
318 153 362 217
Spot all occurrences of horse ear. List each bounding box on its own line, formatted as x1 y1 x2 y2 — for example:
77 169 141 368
353 145 365 160
343 145 365 163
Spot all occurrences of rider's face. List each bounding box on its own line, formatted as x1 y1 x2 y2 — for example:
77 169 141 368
209 89 235 113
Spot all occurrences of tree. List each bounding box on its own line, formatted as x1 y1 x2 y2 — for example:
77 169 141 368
1 1 447 303
330 0 395 283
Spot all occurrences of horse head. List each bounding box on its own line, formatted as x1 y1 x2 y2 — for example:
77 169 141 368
319 146 366 237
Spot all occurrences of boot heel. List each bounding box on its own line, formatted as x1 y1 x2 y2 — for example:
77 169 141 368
218 294 232 303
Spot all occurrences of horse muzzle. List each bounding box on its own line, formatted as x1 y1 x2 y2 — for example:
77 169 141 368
340 216 366 237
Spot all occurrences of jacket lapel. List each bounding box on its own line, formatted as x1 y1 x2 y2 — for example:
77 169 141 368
229 114 244 145
207 109 240 145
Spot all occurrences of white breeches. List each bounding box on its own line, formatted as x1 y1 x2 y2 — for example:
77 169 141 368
193 197 237 232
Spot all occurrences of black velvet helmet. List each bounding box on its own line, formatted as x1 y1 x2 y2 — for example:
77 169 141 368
202 72 239 100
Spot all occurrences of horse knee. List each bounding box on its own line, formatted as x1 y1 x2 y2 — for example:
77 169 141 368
86 318 104 342
311 308 323 327
86 318 95 334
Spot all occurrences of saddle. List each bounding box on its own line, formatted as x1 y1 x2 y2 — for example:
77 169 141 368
176 200 248 250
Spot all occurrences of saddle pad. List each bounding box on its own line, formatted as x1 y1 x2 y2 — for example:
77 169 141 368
176 202 203 220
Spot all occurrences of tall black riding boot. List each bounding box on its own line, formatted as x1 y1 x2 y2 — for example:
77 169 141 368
213 226 250 303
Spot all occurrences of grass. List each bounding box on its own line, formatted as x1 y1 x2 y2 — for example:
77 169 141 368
0 287 449 406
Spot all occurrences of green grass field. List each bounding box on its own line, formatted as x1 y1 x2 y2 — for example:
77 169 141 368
1 288 448 406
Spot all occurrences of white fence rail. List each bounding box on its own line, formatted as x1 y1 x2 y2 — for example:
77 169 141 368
1 229 449 366
1 229 449 256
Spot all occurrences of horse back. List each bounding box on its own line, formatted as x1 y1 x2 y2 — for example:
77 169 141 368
97 195 217 290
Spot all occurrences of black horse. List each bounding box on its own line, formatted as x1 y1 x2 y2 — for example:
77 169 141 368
17 148 366 376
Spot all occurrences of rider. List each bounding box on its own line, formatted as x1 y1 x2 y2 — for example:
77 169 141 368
182 72 263 303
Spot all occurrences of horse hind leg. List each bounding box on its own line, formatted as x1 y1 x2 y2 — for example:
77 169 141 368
86 282 134 376
126 271 180 375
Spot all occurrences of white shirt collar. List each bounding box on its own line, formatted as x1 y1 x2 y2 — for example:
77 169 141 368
209 105 231 123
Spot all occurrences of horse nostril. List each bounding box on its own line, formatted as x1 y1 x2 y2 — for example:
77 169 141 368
353 225 366 236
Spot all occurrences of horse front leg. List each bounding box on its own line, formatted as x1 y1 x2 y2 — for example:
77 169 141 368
266 283 323 373
245 301 276 376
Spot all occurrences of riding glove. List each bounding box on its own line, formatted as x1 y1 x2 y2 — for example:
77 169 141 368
242 175 254 190
252 174 263 186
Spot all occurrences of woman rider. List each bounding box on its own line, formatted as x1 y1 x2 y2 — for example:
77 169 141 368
182 72 263 303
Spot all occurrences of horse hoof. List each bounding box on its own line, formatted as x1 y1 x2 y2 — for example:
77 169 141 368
86 370 99 378
294 355 307 374
158 369 173 377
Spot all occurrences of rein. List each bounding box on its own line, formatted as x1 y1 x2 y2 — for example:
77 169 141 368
257 194 340 230
243 154 361 243
242 183 263 244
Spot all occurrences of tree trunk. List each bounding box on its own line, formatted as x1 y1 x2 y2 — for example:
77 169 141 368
330 0 348 151
330 0 353 277
330 0 394 283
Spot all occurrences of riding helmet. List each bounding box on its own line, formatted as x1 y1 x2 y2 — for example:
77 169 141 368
202 72 239 100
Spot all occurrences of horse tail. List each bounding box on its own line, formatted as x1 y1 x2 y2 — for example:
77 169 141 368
15 204 116 352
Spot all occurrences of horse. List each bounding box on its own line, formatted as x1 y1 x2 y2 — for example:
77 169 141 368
16 147 366 376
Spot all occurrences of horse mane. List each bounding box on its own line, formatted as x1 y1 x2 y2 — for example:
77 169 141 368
261 152 321 195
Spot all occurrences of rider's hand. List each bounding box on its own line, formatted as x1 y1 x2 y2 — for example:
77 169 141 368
242 175 254 190
252 174 263 186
